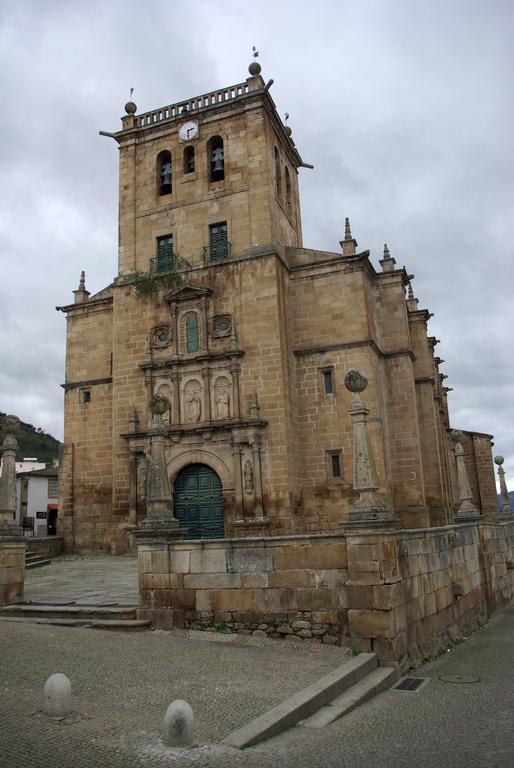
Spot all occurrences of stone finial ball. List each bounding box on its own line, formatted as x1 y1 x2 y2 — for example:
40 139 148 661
284 125 292 137
124 101 137 115
494 455 505 466
248 61 262 76
344 369 368 393
149 394 170 415
451 429 464 443
2 415 20 434
162 699 194 748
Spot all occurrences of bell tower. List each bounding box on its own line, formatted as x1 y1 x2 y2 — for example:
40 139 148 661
105 59 305 279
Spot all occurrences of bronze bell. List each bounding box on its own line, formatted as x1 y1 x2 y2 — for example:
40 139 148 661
211 147 224 171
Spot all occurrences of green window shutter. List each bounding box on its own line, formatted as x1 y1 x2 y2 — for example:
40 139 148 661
186 315 199 352
157 235 174 271
209 222 228 262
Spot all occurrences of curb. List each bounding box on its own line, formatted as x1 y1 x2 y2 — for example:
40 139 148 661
222 652 377 749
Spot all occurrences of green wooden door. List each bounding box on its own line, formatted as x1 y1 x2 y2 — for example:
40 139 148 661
173 464 224 539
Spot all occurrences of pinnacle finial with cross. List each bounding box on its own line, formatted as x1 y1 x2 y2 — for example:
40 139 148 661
252 46 259 58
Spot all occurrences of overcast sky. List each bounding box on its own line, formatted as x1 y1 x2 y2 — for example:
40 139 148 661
0 0 512 489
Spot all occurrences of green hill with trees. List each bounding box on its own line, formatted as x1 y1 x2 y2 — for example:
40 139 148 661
0 412 60 464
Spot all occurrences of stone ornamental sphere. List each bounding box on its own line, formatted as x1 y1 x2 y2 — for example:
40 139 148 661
125 101 137 115
284 125 292 137
248 61 261 76
451 429 464 444
149 394 170 415
344 369 368 393
494 455 505 466
2 415 20 433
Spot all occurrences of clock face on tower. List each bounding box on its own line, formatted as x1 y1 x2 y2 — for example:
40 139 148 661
179 121 199 141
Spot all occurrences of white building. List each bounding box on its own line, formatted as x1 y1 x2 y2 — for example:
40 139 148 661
16 467 59 537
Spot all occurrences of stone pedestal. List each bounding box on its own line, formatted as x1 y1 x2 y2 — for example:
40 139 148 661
0 539 26 606
135 396 184 628
345 528 408 665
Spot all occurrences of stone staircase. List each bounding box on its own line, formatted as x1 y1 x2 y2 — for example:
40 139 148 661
25 552 52 570
0 601 151 631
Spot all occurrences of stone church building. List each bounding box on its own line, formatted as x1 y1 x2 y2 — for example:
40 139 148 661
57 61 498 555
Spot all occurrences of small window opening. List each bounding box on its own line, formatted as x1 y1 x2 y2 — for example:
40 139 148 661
81 389 91 403
274 146 282 197
156 235 174 272
157 150 172 196
330 453 342 479
323 370 334 395
184 145 195 174
186 315 200 353
209 221 229 262
285 166 292 212
208 136 224 182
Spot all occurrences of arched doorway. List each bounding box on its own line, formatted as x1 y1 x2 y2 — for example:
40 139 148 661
173 463 224 539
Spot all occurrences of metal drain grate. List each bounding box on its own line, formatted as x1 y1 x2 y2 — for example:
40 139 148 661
393 676 430 692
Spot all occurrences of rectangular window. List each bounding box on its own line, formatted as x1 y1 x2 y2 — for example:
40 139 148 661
326 450 342 480
322 369 334 395
156 235 174 272
209 222 229 262
81 389 91 403
48 479 58 498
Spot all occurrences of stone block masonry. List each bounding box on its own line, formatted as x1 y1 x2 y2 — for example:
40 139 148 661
138 520 514 668
138 534 349 644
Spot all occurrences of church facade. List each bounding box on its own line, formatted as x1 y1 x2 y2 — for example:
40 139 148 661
58 62 498 554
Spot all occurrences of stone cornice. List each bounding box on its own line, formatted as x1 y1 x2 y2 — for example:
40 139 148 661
294 338 416 362
61 377 112 391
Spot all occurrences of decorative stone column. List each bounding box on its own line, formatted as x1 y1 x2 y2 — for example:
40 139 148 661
229 362 241 418
344 370 391 524
127 454 138 526
494 455 512 517
0 415 27 606
0 416 22 535
170 371 181 424
451 430 479 521
201 367 212 422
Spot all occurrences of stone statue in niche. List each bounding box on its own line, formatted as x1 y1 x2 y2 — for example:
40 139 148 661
244 459 254 494
186 391 202 422
215 389 230 419
137 457 147 501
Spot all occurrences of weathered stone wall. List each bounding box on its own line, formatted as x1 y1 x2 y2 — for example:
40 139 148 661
397 521 514 665
26 536 64 559
137 521 514 668
138 533 348 643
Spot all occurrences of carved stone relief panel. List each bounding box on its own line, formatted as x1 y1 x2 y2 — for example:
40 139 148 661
212 315 232 338
150 325 172 349
156 383 173 425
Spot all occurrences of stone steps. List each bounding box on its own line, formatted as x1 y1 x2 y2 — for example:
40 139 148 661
0 602 150 631
25 553 52 570
299 665 398 728
223 652 396 749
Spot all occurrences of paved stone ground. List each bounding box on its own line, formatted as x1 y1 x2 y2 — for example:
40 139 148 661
3 556 512 767
24 554 139 605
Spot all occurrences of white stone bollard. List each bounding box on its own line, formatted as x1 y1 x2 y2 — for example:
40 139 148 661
162 699 194 747
43 673 72 719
